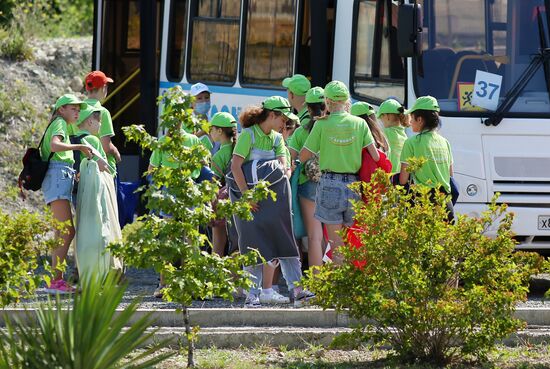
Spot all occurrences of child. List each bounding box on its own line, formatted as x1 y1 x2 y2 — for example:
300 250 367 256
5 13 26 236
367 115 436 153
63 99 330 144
149 120 202 298
83 71 121 173
288 86 325 270
399 96 454 222
74 104 122 278
209 112 238 256
350 101 390 153
41 94 91 293
377 98 409 174
300 81 380 264
228 96 314 307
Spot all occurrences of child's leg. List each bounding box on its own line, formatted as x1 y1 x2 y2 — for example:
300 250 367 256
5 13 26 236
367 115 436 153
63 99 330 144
271 265 281 291
300 197 323 269
212 224 227 256
243 264 263 296
325 223 344 265
278 257 303 294
262 263 274 289
50 199 75 281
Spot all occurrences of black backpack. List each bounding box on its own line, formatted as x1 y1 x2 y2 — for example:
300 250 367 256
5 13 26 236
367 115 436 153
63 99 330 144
18 120 56 192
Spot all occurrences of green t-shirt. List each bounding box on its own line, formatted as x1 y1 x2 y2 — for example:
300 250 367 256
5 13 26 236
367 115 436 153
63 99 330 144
303 112 375 174
232 124 286 162
149 132 202 179
76 131 107 161
400 130 453 193
199 135 214 153
211 143 233 178
384 126 408 174
40 117 74 164
297 105 310 128
86 98 117 171
288 126 311 184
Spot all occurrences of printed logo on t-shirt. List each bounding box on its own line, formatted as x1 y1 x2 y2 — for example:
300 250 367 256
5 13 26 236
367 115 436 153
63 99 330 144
328 128 357 146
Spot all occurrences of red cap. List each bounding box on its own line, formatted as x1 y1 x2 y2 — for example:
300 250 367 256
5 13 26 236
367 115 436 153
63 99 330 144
85 71 114 91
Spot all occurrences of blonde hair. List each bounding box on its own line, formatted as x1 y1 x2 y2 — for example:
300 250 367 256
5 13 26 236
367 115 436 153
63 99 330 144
325 98 348 113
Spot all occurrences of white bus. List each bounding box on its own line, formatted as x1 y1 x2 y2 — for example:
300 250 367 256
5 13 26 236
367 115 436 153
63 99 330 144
93 0 550 249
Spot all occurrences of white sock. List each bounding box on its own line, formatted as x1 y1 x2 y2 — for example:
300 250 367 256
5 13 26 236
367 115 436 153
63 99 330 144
261 288 273 295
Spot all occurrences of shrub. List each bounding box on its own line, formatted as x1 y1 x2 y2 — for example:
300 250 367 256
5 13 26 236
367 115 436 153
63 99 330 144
0 272 173 368
305 170 547 365
0 208 60 307
109 86 272 367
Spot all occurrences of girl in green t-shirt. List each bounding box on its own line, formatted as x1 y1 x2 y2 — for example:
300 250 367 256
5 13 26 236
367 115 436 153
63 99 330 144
230 96 314 308
399 96 454 222
209 112 237 257
350 101 390 154
288 86 326 270
41 94 93 294
377 99 410 174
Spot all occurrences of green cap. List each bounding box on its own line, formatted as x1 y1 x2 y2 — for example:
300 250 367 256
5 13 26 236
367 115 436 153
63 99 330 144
76 104 102 126
305 87 324 104
405 96 440 114
282 74 311 96
324 80 349 101
54 94 86 111
262 96 299 121
210 112 237 128
350 101 376 117
376 99 404 117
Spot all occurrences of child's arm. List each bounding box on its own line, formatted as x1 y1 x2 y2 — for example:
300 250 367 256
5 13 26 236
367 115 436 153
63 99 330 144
399 163 410 185
51 136 92 157
366 143 380 162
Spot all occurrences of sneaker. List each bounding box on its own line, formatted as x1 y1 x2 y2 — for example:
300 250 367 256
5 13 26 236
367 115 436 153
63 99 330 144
294 289 315 308
45 279 76 295
259 290 290 305
153 284 165 299
244 294 261 308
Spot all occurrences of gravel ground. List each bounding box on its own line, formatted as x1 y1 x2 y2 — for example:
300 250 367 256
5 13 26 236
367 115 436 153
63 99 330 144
16 267 550 310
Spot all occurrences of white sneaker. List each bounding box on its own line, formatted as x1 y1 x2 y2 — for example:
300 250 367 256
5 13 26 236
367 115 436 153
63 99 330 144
259 290 290 304
294 289 315 308
244 294 261 308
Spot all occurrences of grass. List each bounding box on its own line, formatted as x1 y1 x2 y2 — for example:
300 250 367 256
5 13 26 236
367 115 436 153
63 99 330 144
139 344 550 369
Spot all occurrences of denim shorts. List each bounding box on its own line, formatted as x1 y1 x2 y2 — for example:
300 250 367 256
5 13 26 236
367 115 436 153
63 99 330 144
42 162 75 205
314 172 359 226
297 180 318 202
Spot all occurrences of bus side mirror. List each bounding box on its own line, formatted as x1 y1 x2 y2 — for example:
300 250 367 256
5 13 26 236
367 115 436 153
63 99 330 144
397 3 423 57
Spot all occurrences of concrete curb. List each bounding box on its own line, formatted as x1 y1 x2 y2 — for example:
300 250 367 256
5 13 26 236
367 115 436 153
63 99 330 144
0 307 548 327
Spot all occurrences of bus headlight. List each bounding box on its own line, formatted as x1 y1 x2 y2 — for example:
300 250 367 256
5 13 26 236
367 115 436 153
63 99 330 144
466 184 478 197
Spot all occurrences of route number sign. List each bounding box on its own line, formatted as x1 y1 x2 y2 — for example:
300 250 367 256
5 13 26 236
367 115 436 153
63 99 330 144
471 71 503 111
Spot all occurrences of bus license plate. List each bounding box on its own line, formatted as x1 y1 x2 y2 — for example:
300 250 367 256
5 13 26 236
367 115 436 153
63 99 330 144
538 216 550 230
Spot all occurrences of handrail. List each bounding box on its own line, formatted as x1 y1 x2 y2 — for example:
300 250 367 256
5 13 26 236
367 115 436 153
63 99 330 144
112 93 141 122
103 67 141 105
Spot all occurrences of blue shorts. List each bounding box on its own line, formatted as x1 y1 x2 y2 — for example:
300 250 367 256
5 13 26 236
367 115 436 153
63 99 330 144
297 180 317 202
42 162 75 205
314 173 359 226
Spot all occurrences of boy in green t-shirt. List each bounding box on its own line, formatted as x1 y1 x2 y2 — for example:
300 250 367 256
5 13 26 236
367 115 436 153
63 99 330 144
82 71 121 173
74 104 112 174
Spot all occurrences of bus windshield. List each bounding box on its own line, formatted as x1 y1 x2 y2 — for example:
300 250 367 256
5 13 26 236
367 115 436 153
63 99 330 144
413 0 550 115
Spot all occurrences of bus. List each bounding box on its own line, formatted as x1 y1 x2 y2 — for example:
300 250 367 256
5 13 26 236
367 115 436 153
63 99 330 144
93 0 550 250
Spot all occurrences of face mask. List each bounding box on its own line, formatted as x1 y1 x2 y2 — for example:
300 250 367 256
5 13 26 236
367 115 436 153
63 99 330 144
194 101 211 115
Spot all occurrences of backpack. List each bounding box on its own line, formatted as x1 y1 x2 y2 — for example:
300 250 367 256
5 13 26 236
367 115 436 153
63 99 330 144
18 119 57 193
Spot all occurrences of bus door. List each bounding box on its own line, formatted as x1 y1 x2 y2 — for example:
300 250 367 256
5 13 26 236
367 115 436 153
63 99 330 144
93 0 164 181
296 0 337 88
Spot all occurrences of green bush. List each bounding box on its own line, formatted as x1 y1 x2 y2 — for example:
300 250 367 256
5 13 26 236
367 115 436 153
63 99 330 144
0 208 60 307
109 86 272 367
0 272 173 368
305 170 547 365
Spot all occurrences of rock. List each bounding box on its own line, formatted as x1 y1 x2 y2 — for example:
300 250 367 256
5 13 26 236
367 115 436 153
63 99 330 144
69 76 83 92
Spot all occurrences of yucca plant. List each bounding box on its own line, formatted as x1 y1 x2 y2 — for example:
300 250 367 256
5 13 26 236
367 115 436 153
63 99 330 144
0 272 173 368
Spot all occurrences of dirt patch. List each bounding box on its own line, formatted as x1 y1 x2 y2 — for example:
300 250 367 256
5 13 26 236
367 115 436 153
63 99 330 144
0 37 91 213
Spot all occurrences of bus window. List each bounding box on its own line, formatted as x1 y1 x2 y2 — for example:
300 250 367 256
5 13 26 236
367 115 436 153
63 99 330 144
127 1 141 50
241 0 297 86
188 0 240 83
167 0 189 81
353 0 404 103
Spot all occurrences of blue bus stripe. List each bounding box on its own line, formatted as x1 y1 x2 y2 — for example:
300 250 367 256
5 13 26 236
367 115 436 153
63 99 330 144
159 81 286 97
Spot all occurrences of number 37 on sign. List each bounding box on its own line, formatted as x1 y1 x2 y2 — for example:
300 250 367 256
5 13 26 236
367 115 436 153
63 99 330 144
471 70 503 111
